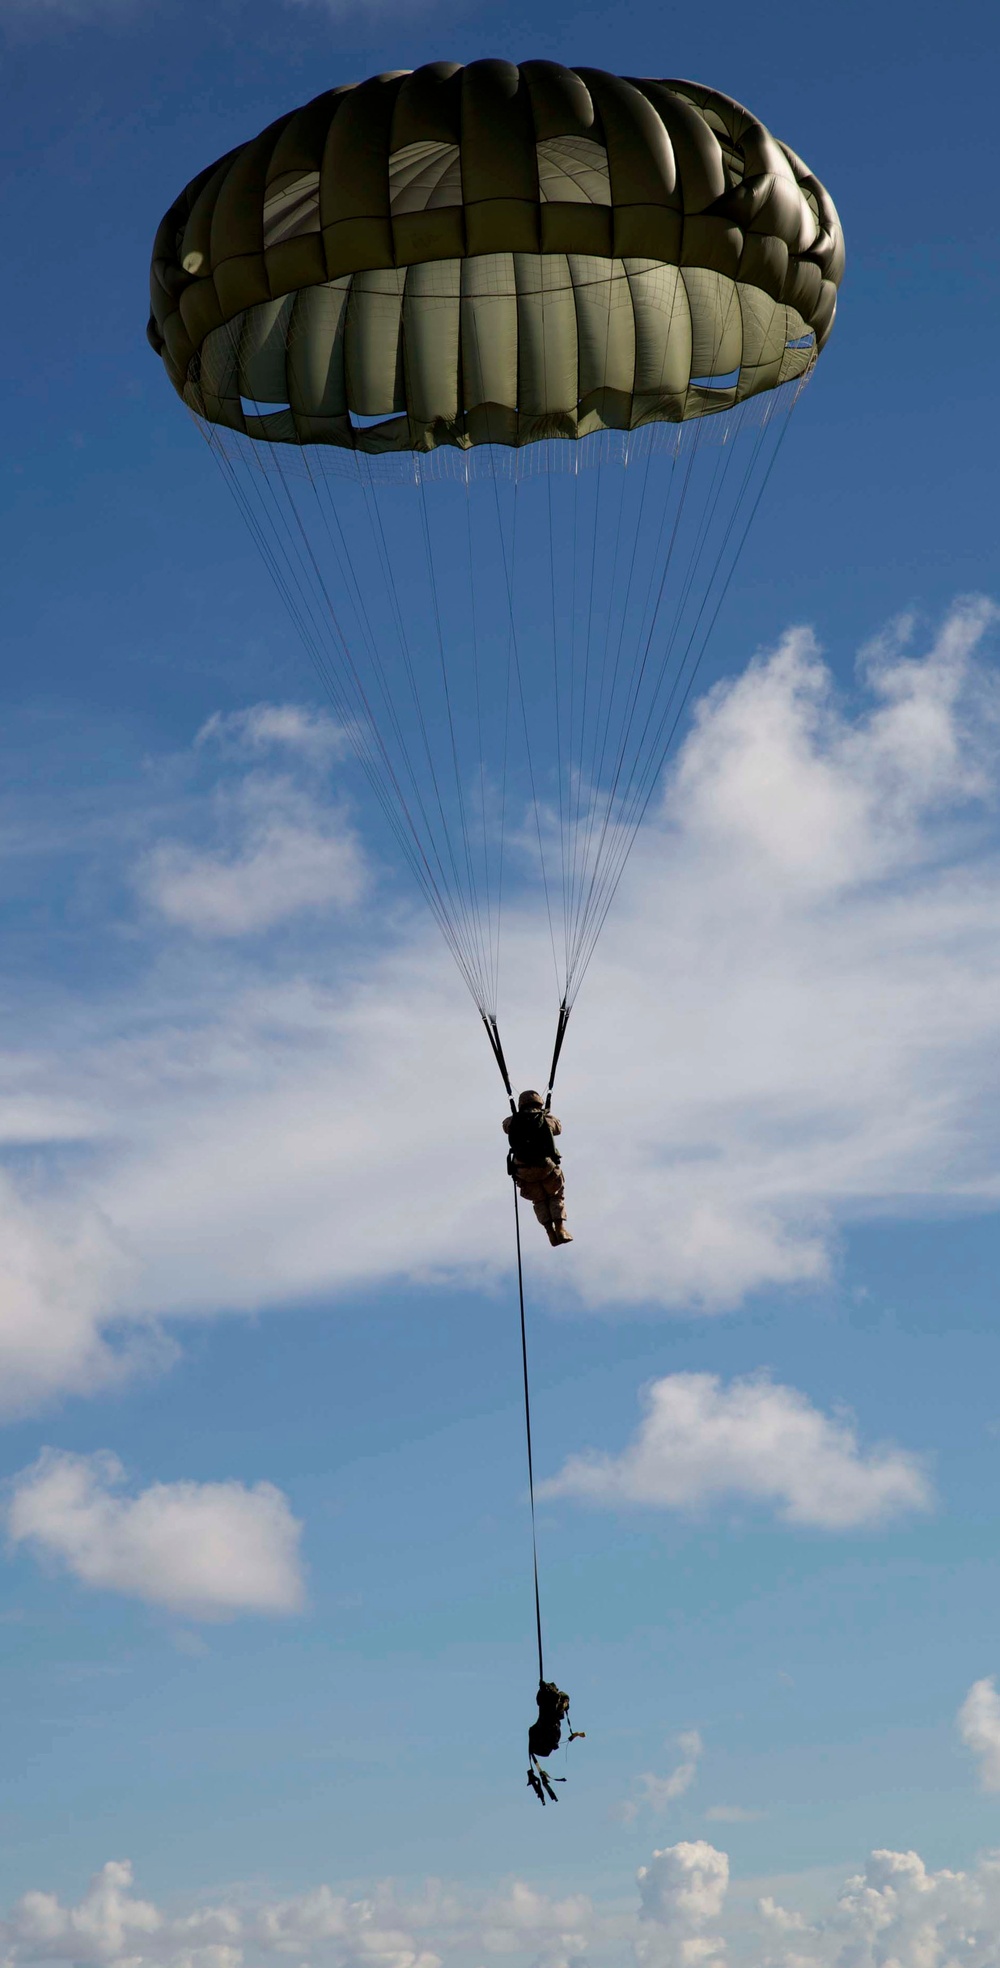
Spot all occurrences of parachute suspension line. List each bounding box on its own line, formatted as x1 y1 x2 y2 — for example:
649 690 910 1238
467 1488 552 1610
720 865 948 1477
618 396 799 857
573 429 633 920
350 455 497 1010
567 452 605 941
512 1175 545 1685
303 452 459 894
562 425 702 1004
567 393 797 1000
565 275 617 968
266 434 494 1004
200 390 492 1014
562 286 680 993
594 410 778 908
415 465 496 1013
489 466 562 1002
545 467 569 984
565 421 717 988
565 428 651 998
565 388 804 1000
298 449 483 980
467 461 501 1016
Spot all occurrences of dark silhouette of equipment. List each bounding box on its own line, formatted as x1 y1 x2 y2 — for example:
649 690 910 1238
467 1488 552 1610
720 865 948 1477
527 1680 585 1805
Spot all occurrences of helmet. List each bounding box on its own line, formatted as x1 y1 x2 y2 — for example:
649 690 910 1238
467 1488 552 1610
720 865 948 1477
518 1090 544 1109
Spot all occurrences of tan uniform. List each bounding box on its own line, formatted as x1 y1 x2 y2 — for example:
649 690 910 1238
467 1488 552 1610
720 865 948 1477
503 1110 572 1246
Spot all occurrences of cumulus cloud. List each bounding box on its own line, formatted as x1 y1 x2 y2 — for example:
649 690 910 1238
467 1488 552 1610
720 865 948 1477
755 1845 1000 1967
541 1372 931 1530
5 1450 304 1618
958 1676 1000 1790
0 1861 592 1968
636 1841 728 1968
13 1845 1000 1968
5 600 1000 1411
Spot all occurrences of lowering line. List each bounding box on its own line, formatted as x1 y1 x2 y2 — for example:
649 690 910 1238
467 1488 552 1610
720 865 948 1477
512 1175 545 1685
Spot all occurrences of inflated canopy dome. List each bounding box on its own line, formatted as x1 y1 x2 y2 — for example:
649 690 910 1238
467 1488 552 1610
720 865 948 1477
148 60 844 451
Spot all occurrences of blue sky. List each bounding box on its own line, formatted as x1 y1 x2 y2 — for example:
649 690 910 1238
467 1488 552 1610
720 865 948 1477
4 0 1000 1964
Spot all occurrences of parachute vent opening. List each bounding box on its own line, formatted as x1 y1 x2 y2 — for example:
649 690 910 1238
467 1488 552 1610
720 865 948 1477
786 333 816 351
348 409 397 429
690 368 740 389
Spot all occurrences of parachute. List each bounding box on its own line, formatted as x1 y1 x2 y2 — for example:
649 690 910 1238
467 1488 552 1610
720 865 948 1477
148 60 843 1092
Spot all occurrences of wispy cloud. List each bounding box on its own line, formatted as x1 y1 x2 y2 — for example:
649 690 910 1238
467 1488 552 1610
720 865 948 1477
195 703 348 765
137 773 365 936
2 600 1000 1414
6 1450 305 1618
621 1732 703 1822
541 1372 931 1530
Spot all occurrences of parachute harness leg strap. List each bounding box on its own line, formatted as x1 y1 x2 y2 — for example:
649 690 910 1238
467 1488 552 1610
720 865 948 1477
512 1176 545 1686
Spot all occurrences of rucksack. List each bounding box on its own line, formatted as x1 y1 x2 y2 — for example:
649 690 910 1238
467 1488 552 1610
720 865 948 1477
507 1108 559 1166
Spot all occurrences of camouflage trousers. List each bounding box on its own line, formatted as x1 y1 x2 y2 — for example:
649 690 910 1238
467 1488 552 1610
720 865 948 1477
511 1160 569 1243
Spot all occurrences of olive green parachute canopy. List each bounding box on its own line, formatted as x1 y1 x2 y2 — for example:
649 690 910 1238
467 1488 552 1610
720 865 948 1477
147 60 843 453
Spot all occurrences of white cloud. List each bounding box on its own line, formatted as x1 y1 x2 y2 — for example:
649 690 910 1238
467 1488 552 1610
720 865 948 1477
958 1676 1000 1790
541 1372 931 1530
196 703 347 763
636 1841 729 1968
755 1845 1000 1967
5 1450 304 1619
4 600 1000 1412
623 1733 703 1821
13 1844 1000 1968
0 1862 594 1968
0 1172 151 1417
138 773 365 935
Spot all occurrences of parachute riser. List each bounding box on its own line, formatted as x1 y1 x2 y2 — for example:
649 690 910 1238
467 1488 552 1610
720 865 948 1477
481 1001 570 1113
482 1013 516 1112
545 1001 571 1111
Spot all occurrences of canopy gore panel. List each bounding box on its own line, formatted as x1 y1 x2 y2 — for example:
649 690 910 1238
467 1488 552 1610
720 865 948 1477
149 62 843 453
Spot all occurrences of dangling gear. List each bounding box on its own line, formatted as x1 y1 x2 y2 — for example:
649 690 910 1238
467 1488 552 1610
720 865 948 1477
527 1762 562 1805
526 1680 585 1805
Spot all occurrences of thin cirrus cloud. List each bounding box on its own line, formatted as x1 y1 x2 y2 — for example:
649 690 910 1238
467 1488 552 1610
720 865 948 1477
957 1675 1000 1790
5 1450 305 1619
0 598 1000 1415
195 702 349 764
540 1372 932 1530
10 1840 1000 1968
